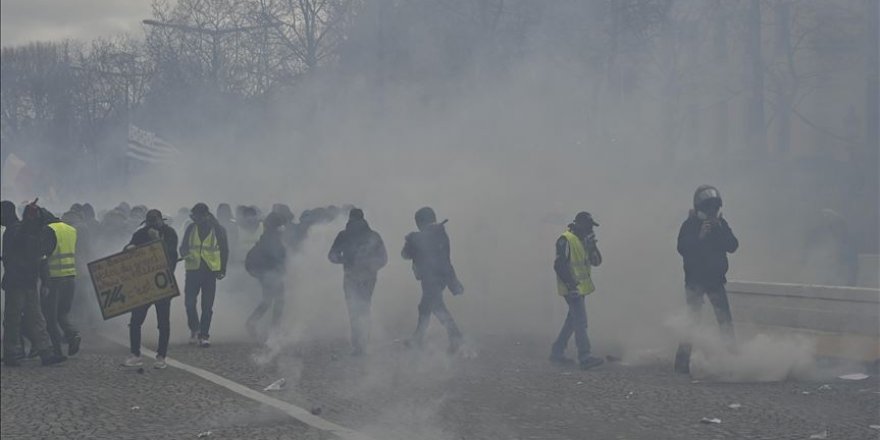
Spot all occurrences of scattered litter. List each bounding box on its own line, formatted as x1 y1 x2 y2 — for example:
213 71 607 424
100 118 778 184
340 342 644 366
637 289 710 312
700 417 721 424
808 430 827 439
310 406 322 416
802 391 811 395
625 391 634 399
130 406 141 411
263 378 287 391
838 373 869 381
869 425 880 430
728 403 741 409
817 384 832 391
196 431 212 438
576 381 583 385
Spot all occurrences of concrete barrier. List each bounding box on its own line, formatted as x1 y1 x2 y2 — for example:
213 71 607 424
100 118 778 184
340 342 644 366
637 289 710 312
727 280 880 362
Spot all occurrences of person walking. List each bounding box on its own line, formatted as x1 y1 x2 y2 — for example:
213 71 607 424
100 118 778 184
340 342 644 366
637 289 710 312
328 208 387 355
401 207 464 354
179 203 228 347
550 211 605 370
123 209 179 369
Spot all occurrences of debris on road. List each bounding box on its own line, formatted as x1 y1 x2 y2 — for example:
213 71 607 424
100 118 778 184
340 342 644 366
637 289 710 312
130 406 141 411
817 384 831 391
699 417 721 424
802 391 811 395
625 391 634 399
310 406 322 416
837 373 869 381
728 403 741 409
808 430 827 439
196 431 212 438
869 425 880 430
263 378 286 391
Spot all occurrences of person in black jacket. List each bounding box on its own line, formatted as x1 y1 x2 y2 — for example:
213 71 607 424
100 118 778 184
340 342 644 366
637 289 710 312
245 212 288 340
674 185 739 374
123 209 179 369
401 207 464 354
2 201 66 366
328 208 387 355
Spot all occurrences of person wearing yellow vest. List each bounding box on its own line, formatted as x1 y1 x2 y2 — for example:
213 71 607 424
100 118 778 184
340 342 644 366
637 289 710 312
44 212 82 358
550 211 604 370
179 203 229 347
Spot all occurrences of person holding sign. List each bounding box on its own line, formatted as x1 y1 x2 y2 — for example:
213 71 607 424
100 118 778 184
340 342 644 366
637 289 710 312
179 203 229 348
123 210 178 369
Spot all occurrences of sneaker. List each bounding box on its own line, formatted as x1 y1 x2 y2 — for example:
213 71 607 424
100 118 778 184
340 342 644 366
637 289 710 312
189 332 199 345
549 354 575 365
198 337 211 348
579 356 605 370
41 354 67 366
123 355 144 367
68 335 82 356
153 356 167 369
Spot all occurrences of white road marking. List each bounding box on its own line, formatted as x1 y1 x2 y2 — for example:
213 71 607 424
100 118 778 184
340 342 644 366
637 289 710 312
109 337 375 440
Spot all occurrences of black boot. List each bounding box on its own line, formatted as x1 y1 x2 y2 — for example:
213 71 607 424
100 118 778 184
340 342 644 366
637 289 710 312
674 344 691 374
68 335 82 356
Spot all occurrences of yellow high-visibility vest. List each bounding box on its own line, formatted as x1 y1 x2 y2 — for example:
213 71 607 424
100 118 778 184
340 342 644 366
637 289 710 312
48 222 77 278
556 230 595 296
185 226 221 271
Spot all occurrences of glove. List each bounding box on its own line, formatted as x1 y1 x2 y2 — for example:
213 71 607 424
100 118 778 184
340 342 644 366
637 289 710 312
215 271 226 280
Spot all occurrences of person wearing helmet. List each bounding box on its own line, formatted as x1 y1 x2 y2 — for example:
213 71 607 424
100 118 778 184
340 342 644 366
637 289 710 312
179 203 229 347
401 207 464 354
550 211 605 370
674 185 739 374
244 212 288 340
123 209 178 369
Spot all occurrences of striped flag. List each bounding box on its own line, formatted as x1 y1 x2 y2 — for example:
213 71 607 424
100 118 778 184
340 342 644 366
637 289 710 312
127 124 181 163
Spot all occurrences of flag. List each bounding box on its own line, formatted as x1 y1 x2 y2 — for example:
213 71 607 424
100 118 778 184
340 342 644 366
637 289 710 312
127 124 181 164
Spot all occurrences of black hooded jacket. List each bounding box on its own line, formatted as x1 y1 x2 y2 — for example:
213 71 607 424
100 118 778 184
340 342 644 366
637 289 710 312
401 222 455 282
246 228 287 277
677 211 739 288
2 214 57 290
328 219 387 277
129 224 179 271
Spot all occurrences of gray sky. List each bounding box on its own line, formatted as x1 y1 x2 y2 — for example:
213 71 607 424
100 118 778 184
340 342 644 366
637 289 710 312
0 0 151 46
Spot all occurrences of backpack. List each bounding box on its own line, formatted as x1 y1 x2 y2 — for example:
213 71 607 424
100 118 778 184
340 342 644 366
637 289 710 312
244 243 266 278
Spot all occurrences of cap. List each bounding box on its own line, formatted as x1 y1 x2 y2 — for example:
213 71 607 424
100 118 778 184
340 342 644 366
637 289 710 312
574 211 599 227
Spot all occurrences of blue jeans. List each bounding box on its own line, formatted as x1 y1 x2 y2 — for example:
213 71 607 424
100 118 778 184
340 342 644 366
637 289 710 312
184 269 217 338
551 294 592 363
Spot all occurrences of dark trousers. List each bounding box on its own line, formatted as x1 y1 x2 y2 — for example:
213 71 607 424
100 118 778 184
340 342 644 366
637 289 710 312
130 297 171 357
42 277 79 356
247 274 285 331
675 284 735 369
184 269 217 338
343 273 377 352
412 278 462 346
3 287 52 357
551 294 592 363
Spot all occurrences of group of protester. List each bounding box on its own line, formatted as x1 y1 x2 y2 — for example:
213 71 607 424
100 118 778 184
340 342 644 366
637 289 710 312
2 184 739 374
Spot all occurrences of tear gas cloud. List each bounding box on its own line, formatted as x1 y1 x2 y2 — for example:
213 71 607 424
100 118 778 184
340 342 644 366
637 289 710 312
4 0 877 394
